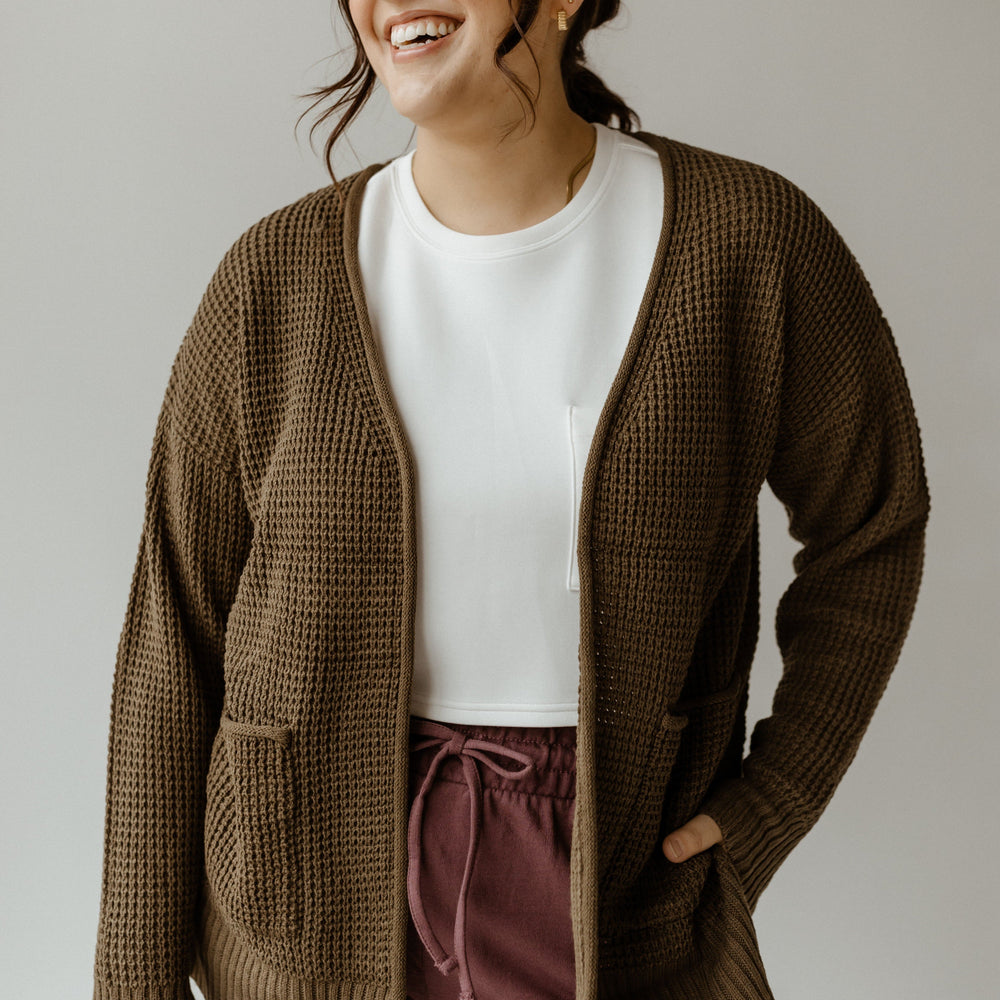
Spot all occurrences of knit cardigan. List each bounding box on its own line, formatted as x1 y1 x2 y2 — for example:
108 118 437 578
92 132 929 1000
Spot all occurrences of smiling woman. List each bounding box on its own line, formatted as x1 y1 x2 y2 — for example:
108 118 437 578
91 2 930 1000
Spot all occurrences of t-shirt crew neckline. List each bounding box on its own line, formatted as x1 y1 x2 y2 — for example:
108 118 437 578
391 123 620 259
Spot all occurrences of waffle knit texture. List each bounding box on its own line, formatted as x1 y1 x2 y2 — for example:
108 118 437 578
92 132 929 1000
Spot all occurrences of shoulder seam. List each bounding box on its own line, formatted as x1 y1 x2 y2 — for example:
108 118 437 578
162 401 243 487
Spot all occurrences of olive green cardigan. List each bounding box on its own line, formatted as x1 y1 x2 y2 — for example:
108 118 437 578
92 133 929 1000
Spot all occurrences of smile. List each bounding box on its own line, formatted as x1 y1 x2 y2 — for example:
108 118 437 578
387 15 463 51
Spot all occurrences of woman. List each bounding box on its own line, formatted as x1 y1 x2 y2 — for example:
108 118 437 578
92 2 929 999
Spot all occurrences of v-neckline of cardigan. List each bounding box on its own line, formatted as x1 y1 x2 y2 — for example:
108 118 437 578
336 129 681 478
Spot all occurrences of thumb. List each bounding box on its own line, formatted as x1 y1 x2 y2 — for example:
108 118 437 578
662 813 723 863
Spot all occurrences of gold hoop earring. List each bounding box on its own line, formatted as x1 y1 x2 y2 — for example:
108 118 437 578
557 10 567 31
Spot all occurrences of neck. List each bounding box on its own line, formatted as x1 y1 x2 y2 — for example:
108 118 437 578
410 104 597 236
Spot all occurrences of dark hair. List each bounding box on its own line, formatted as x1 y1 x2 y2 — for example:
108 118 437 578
295 1 640 187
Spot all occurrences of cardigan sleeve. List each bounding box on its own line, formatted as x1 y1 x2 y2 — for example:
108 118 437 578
92 246 252 999
698 191 930 913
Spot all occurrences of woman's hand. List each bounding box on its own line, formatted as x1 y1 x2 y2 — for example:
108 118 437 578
662 813 723 862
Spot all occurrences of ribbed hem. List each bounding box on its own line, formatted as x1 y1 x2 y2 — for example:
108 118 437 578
191 890 399 1000
92 981 195 1000
598 951 771 1000
697 776 810 913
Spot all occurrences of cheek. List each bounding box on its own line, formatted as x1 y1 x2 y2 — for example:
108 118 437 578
347 0 374 42
347 1 382 64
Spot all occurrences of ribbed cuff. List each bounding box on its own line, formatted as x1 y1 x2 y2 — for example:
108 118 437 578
697 776 811 913
93 978 196 1000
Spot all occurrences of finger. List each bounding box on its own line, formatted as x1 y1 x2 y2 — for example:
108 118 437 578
662 813 723 863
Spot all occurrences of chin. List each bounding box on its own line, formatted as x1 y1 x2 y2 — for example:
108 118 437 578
387 97 434 129
387 86 461 133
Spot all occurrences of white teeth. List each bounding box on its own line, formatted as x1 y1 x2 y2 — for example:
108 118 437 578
390 18 459 48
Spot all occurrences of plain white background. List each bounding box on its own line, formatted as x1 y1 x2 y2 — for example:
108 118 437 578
2 1 998 997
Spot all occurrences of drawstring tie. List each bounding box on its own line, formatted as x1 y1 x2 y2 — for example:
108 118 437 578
407 720 535 1000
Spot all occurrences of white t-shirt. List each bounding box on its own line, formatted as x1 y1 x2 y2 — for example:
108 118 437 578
357 122 664 726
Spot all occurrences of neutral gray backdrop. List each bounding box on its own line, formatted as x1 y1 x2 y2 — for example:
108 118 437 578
2 1 997 997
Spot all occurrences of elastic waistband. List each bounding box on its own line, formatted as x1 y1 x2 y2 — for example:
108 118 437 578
408 715 576 800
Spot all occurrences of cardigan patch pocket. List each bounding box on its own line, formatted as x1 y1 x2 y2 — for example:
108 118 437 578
600 710 689 895
204 711 303 938
659 668 749 838
567 404 600 592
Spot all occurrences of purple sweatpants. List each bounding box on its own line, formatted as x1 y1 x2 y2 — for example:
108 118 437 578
405 715 577 1000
